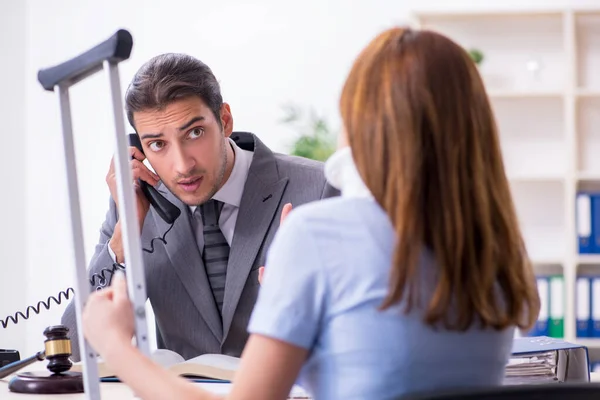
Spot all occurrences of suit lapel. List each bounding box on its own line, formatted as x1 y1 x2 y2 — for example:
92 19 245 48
151 186 223 342
221 133 289 339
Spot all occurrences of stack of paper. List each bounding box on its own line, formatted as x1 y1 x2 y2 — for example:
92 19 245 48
503 350 558 385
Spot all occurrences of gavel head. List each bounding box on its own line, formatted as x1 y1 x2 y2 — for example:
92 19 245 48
43 325 73 375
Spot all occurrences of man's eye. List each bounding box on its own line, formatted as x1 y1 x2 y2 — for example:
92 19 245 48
189 128 204 139
149 141 164 152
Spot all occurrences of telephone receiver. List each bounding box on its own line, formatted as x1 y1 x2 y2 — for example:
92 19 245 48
128 133 181 225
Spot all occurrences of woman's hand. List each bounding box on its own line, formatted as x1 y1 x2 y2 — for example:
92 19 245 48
258 203 293 284
82 271 135 359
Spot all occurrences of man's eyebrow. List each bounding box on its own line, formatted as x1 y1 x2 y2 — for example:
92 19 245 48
140 133 164 140
178 116 205 131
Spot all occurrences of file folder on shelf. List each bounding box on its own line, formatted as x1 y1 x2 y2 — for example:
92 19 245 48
576 276 591 337
528 275 563 338
576 192 600 254
530 276 549 336
575 274 600 338
548 275 564 338
505 337 590 384
593 277 600 337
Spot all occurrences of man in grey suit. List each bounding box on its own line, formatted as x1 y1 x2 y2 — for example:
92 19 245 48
62 53 337 361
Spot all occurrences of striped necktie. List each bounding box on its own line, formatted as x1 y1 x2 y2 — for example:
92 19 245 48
197 199 229 313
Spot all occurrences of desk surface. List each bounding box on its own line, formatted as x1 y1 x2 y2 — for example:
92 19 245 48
3 372 600 399
0 360 237 399
0 378 234 399
0 379 136 399
0 372 306 399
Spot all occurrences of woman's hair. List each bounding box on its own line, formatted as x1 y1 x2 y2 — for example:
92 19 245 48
340 27 540 331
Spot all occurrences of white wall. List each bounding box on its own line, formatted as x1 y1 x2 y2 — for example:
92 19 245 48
0 0 28 355
1 0 599 357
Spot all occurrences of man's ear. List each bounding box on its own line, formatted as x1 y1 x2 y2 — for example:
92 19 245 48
221 103 234 137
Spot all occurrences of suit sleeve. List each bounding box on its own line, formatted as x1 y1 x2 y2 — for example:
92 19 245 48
61 196 120 361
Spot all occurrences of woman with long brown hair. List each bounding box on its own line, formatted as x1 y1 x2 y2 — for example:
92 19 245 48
82 26 540 400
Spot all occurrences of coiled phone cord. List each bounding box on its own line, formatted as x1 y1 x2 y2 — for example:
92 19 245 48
0 222 175 329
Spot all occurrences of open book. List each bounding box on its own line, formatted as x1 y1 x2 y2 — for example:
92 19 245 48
71 349 311 398
71 349 239 381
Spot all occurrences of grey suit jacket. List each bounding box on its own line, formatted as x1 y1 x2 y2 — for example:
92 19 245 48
62 131 339 361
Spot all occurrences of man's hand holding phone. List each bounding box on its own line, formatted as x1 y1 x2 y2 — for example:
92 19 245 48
107 146 160 263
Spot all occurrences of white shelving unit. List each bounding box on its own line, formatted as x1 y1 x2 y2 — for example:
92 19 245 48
412 8 600 348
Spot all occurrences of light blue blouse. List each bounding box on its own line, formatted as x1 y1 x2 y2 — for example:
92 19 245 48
248 196 514 400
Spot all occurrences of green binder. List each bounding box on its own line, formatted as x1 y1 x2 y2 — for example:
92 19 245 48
548 274 564 338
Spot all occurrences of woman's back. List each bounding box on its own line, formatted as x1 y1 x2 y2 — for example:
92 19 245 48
249 196 515 400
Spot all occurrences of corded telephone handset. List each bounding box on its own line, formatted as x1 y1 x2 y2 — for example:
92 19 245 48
0 134 181 329
128 133 181 225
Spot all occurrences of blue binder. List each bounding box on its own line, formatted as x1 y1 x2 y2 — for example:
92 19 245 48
592 276 600 337
528 276 549 336
576 276 591 337
511 336 590 382
576 192 600 254
512 336 588 354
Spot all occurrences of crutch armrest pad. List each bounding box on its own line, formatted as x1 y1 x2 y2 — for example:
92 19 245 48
38 29 133 91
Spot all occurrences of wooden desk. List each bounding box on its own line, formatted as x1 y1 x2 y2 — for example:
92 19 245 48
0 361 235 399
0 377 232 399
0 379 137 399
3 371 600 399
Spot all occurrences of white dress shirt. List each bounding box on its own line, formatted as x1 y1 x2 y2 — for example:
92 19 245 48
108 138 254 262
189 138 254 247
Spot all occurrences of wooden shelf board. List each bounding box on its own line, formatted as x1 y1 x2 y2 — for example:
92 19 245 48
575 338 600 347
508 176 564 183
576 89 600 98
413 8 600 21
413 10 564 20
577 255 600 265
488 90 564 99
577 173 600 181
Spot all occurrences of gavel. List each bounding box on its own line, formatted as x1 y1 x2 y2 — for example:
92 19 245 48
0 325 83 394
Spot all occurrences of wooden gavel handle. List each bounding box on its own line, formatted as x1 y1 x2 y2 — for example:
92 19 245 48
0 351 45 379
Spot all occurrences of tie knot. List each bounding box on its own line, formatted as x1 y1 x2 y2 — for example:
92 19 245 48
198 199 224 227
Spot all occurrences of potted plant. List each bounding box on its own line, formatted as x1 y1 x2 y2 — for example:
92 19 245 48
280 103 336 162
468 48 484 66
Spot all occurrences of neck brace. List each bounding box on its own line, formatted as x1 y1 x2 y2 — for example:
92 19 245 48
324 147 373 199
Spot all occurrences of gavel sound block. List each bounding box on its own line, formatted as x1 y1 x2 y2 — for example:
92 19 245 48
6 325 84 394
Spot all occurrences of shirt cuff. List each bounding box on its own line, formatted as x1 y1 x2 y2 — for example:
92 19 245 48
107 243 119 264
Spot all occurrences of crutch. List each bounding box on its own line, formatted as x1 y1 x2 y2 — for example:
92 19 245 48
37 29 150 400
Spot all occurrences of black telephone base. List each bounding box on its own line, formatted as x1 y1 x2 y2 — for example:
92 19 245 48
0 349 20 368
8 371 83 394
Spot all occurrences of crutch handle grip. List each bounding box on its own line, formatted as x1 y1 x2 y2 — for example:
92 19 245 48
38 29 133 91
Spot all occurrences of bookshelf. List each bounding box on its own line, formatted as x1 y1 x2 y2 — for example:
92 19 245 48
412 8 600 349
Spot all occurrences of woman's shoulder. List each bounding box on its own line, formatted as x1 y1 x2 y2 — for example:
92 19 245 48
290 196 385 226
282 196 393 253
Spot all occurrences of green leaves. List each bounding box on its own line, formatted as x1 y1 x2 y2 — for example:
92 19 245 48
468 48 484 65
280 103 336 162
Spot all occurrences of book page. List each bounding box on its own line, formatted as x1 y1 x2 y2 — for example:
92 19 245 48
70 358 115 378
170 354 240 381
71 348 185 377
151 348 186 368
504 350 558 384
184 354 240 371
